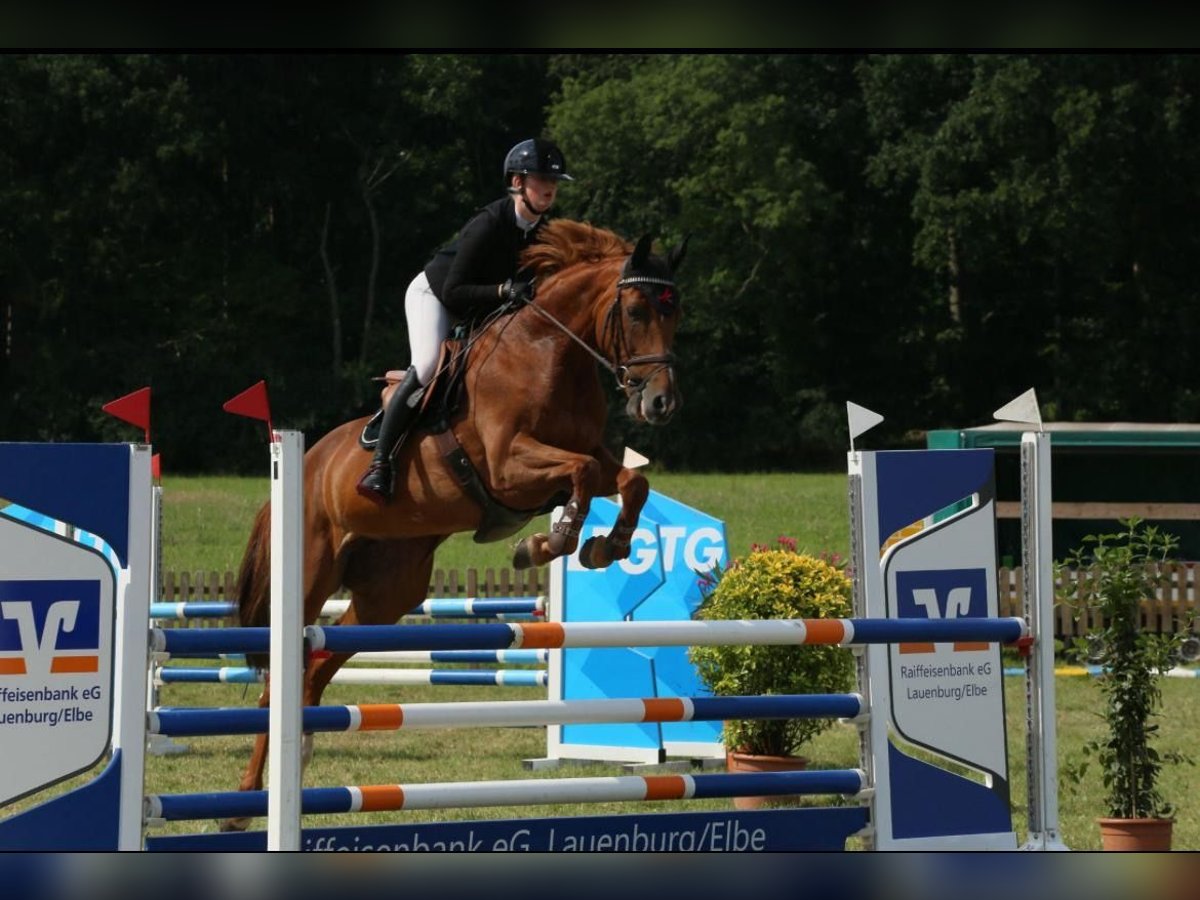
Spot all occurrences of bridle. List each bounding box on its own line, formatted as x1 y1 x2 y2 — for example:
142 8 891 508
522 264 678 398
606 273 678 394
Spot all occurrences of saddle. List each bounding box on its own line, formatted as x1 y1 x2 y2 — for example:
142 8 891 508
358 330 564 543
358 336 467 451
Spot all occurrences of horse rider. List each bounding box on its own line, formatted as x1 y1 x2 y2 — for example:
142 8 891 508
355 137 573 506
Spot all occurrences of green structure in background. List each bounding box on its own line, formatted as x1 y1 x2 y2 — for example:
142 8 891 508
926 423 1200 563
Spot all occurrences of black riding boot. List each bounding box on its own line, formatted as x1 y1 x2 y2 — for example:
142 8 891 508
355 367 423 506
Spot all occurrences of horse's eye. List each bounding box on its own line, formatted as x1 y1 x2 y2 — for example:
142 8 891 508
627 301 651 323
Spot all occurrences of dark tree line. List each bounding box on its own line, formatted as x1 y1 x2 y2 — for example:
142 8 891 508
2 53 1196 473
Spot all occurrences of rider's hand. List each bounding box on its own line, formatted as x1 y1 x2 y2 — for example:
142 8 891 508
499 279 535 305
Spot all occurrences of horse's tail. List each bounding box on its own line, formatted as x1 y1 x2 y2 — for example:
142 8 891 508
235 501 273 670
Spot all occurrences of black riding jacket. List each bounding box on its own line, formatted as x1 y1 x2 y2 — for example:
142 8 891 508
424 196 545 318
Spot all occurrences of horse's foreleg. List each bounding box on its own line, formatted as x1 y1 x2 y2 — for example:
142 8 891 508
513 494 592 569
578 450 649 570
503 437 603 569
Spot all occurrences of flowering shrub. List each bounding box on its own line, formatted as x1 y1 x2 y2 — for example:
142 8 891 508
689 539 854 757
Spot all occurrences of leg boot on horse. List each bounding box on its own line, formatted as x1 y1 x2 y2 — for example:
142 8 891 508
356 367 423 506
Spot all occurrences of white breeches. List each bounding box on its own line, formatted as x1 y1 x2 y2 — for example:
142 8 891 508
405 271 452 385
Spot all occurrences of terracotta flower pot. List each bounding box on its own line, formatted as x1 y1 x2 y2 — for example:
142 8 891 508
725 750 808 810
1097 817 1173 851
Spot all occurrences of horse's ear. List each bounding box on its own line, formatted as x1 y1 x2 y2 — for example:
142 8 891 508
631 234 654 269
667 234 690 273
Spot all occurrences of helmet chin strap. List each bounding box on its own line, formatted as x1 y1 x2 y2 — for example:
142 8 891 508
521 186 550 218
512 177 550 218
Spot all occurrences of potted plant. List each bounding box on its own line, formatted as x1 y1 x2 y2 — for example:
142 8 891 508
689 538 855 809
1059 517 1193 851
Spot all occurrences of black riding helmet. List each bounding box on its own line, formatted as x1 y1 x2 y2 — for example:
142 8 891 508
503 138 574 184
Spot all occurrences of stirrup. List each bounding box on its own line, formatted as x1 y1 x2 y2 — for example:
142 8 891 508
355 459 394 506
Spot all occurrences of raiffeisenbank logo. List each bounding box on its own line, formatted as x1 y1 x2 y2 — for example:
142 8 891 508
0 582 101 677
0 512 115 806
895 568 991 654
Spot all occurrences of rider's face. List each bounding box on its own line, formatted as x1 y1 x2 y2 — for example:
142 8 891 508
515 174 559 217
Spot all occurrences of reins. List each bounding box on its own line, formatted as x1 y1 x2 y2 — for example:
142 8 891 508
435 257 677 402
524 300 619 379
421 290 617 399
522 271 676 395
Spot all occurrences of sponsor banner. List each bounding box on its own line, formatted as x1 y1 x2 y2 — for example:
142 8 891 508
0 514 116 806
148 806 870 852
560 491 727 756
878 452 1007 780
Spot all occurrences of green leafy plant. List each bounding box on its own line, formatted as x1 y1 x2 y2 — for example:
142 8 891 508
1059 517 1194 820
689 539 854 757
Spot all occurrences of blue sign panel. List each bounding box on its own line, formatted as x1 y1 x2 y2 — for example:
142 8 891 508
0 444 132 568
559 491 727 759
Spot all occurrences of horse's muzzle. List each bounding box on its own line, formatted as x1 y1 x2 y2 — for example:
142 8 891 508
628 380 681 425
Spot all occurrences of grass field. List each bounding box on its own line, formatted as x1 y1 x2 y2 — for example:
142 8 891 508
157 470 850 576
8 472 1200 850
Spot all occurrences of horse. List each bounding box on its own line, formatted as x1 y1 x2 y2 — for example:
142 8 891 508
221 220 686 830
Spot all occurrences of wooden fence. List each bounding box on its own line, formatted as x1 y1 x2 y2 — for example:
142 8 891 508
159 566 551 604
160 562 1197 639
998 562 1197 638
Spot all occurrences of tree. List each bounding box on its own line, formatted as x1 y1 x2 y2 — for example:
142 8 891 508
0 53 557 471
3 54 1197 472
549 53 918 467
859 53 1200 424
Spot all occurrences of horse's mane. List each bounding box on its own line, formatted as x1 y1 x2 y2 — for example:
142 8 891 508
520 220 632 278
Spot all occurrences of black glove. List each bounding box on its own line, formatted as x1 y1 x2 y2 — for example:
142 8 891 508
499 278 535 305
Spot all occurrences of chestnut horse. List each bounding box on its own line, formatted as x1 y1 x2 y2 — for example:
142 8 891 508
222 220 685 829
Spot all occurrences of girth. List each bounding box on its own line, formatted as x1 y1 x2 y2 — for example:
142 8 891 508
431 428 566 544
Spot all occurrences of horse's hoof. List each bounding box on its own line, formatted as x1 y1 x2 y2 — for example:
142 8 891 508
219 817 251 833
512 537 534 570
579 536 608 570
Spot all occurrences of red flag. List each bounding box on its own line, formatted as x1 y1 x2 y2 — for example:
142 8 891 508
223 380 273 437
151 453 162 480
102 387 151 441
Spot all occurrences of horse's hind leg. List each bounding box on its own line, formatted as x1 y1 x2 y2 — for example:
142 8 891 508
217 648 340 834
219 679 273 833
219 522 342 833
297 536 444 761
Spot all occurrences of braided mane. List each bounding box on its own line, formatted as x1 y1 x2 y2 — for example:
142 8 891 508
520 220 632 278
